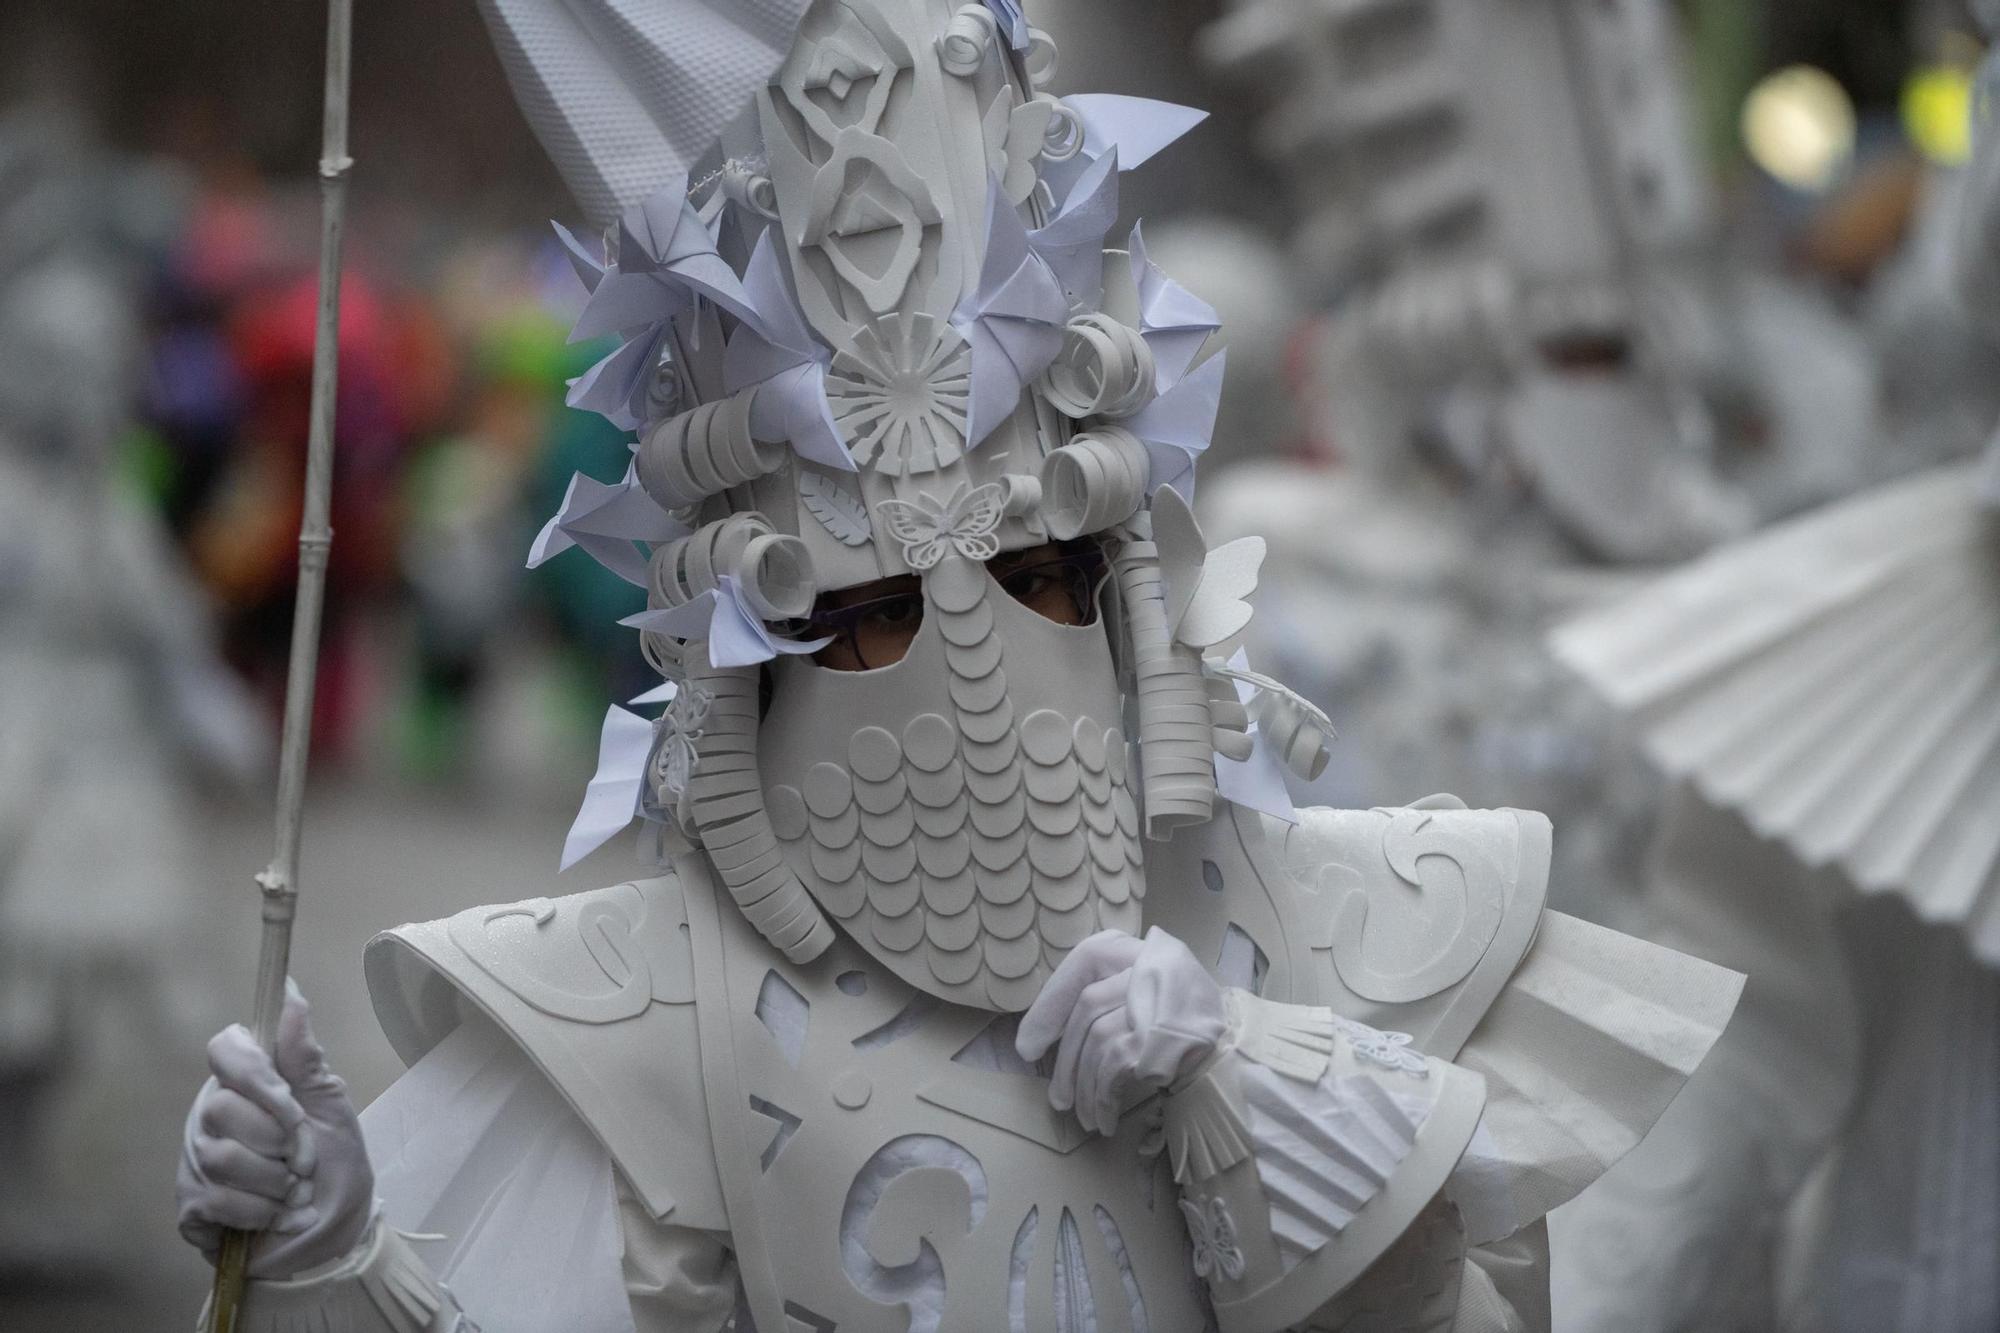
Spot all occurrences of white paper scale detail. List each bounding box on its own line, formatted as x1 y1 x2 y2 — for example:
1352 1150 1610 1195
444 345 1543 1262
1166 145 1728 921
1552 465 2000 962
765 558 1145 1010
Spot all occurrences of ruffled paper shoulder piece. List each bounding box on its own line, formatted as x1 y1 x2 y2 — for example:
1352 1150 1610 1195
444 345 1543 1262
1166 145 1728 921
1448 910 1744 1244
363 875 728 1228
359 1016 638 1332
1550 463 2000 963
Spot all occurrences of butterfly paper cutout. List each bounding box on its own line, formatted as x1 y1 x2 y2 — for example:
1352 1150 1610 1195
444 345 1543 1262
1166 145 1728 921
875 482 1008 569
1179 1195 1246 1281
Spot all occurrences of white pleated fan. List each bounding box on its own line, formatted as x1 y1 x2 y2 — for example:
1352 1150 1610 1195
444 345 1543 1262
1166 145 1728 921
1551 463 2000 964
477 0 810 224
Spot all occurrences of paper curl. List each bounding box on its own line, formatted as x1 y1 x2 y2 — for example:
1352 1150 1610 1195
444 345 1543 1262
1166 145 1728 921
1252 690 1332 782
1040 313 1157 420
939 4 997 76
635 389 785 510
651 512 816 623
1039 426 1151 540
683 651 835 964
1117 540 1218 836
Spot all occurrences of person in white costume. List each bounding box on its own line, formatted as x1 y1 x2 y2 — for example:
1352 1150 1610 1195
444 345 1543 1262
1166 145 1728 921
173 2 1742 1329
1548 11 2000 1328
0 101 262 1278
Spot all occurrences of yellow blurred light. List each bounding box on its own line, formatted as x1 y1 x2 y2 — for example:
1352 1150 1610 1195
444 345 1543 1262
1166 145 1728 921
1903 65 1973 165
1741 65 1856 192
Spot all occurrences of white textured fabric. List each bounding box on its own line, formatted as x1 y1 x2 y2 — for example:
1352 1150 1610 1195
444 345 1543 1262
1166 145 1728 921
359 1014 637 1333
475 0 811 224
1550 463 2000 963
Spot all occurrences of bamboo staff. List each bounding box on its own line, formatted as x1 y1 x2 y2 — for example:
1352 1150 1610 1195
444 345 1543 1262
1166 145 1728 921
206 0 354 1327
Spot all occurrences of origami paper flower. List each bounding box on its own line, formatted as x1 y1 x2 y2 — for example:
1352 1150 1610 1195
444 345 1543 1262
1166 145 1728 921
1028 150 1121 312
952 180 1068 447
722 231 855 471
527 460 689 586
1129 222 1222 392
558 177 764 432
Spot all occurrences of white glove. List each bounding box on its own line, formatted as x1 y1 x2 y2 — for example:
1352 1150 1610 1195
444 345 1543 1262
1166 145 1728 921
1016 927 1229 1136
176 980 375 1280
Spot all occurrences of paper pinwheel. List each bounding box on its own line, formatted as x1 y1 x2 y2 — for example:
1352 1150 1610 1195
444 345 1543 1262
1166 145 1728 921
722 232 855 471
619 575 831 669
528 461 690 586
1129 222 1222 391
1029 150 1122 312
952 183 1069 448
558 178 764 432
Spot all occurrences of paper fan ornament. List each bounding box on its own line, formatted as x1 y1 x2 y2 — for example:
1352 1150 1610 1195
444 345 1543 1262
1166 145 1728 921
1552 463 2000 963
477 0 811 225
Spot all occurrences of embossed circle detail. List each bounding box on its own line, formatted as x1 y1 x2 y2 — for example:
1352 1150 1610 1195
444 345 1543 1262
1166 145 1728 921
804 763 854 819
902 713 957 771
1020 709 1072 765
849 726 903 782
1072 717 1107 772
832 1070 873 1110
767 784 808 841
928 559 985 613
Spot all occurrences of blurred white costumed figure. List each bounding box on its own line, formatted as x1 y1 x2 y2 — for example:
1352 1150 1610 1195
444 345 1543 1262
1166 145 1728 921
1549 9 2000 1327
171 2 1744 1329
1190 0 1882 927
0 104 260 1276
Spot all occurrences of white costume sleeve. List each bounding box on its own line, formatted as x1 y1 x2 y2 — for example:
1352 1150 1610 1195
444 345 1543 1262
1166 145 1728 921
225 1012 736 1333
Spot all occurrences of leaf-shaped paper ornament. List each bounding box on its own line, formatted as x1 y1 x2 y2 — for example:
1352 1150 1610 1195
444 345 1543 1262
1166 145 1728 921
799 469 872 546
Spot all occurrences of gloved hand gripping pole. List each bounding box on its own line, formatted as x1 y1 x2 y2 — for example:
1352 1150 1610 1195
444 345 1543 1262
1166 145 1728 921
206 0 353 1326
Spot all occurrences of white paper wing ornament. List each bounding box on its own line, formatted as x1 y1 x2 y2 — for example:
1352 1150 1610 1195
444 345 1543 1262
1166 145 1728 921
1152 484 1264 648
475 0 812 226
529 460 690 585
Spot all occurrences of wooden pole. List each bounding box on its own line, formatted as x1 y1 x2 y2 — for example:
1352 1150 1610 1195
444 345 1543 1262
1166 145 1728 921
205 0 353 1326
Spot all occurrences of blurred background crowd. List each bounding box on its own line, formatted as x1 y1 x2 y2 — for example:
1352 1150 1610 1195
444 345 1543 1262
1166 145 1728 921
0 0 1994 1328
